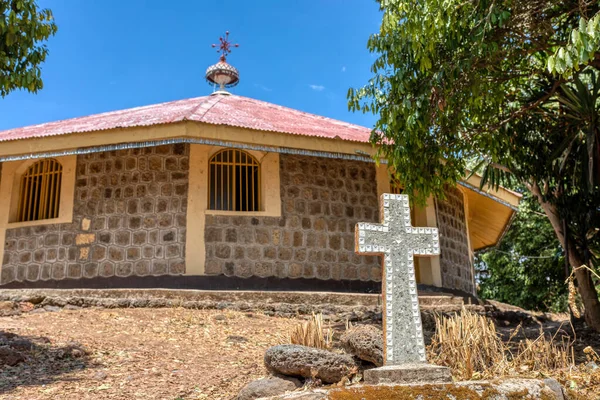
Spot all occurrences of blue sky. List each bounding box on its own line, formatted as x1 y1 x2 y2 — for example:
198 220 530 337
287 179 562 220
0 1 382 131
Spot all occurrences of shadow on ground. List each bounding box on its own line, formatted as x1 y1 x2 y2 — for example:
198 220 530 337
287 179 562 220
0 330 92 394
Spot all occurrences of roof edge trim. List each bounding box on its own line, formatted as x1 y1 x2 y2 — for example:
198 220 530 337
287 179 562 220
0 137 379 164
458 180 519 211
0 137 519 212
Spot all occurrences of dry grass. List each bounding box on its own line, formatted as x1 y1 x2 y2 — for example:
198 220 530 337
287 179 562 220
428 309 600 395
289 313 332 350
428 309 575 379
427 308 508 379
511 327 574 372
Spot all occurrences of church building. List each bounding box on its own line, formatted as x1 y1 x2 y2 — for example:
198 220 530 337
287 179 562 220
0 36 520 295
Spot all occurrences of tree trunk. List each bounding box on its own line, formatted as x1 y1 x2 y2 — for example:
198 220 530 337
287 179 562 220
529 182 600 331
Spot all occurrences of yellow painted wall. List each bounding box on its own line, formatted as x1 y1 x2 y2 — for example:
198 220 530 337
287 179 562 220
0 155 77 272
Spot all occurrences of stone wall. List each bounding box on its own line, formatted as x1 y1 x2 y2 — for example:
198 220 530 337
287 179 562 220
1 146 476 293
204 154 381 281
0 144 188 284
436 187 474 294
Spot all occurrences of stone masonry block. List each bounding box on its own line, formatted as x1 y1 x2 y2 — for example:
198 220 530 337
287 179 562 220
83 263 98 278
75 234 95 246
116 263 133 277
67 264 82 279
26 264 40 281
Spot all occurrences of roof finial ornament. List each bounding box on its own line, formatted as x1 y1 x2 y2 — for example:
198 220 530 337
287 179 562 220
211 31 239 62
206 31 240 94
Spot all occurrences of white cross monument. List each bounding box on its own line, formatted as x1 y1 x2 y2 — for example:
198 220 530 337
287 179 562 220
356 193 451 384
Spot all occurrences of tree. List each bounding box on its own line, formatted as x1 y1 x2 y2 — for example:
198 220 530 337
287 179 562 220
475 190 568 313
0 0 57 97
349 1 600 329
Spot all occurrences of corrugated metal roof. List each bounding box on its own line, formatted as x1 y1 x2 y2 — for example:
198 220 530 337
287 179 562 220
0 93 372 143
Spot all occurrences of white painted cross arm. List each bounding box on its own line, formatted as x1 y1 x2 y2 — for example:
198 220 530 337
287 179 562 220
355 193 440 257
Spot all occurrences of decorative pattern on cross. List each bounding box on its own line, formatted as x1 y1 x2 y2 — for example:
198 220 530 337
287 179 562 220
355 193 440 365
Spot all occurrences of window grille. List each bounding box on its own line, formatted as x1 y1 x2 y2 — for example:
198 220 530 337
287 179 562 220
17 159 63 222
208 149 260 211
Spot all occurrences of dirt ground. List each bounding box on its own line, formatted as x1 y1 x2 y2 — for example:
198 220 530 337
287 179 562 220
0 308 297 400
1 305 599 399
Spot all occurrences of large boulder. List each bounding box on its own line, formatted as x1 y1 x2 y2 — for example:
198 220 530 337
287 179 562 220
264 345 357 384
339 325 383 367
237 376 301 400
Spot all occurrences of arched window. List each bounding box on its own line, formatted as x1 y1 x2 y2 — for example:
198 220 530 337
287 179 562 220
17 159 63 222
209 149 260 211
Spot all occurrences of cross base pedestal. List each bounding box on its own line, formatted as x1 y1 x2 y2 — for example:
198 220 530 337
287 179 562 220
364 364 452 385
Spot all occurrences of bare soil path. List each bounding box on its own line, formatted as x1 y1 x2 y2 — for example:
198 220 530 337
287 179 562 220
0 308 297 400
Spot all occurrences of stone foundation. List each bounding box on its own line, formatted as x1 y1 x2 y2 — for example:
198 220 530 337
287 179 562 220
1 144 188 284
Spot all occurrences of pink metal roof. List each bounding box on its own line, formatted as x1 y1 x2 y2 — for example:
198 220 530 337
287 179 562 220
0 94 372 143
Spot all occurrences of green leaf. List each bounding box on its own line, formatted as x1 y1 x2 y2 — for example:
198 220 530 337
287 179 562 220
547 55 555 73
349 2 600 313
0 0 56 96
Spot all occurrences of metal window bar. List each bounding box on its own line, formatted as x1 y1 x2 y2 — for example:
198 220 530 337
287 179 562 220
17 159 63 222
208 149 260 211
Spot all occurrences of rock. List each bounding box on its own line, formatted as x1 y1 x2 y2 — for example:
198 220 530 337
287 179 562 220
146 298 168 308
268 378 564 399
0 301 15 310
182 301 200 309
0 346 25 366
22 295 45 305
43 305 62 312
213 314 227 321
0 331 17 341
18 302 35 313
237 376 301 400
486 378 563 399
131 299 149 308
41 297 66 307
63 305 81 311
339 325 383 367
543 378 565 400
264 345 357 384
56 342 86 359
8 339 35 352
94 371 108 381
364 363 452 384
258 391 327 399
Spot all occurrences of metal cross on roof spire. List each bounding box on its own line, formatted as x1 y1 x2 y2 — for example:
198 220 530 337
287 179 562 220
212 31 239 62
206 31 240 91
